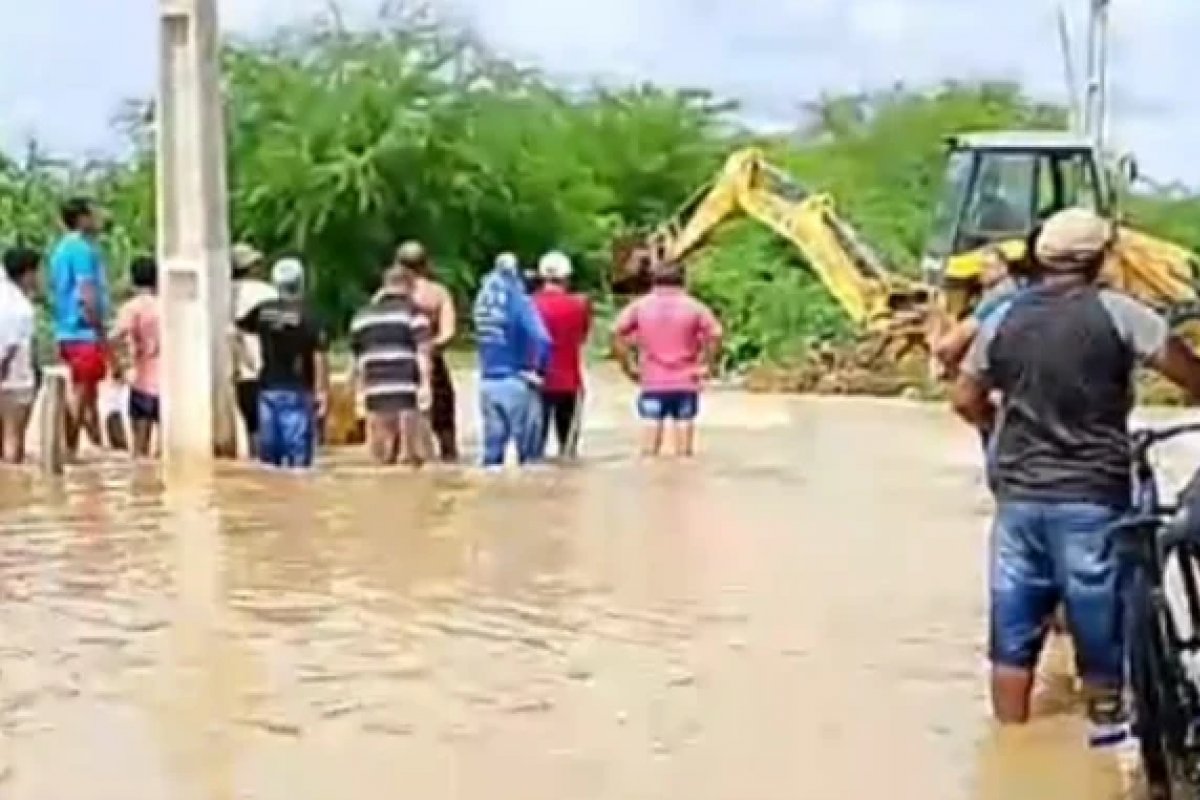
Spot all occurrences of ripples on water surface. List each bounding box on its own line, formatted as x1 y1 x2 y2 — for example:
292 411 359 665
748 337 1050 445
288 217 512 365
0 395 1154 799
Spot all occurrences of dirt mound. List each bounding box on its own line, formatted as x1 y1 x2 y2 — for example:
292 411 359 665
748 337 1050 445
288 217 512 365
745 338 944 399
745 341 1192 407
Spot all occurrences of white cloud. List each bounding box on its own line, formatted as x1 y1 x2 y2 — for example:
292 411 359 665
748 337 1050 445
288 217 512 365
0 0 1194 185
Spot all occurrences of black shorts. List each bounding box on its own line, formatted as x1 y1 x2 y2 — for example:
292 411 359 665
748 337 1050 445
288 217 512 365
128 389 160 423
364 391 417 415
236 380 260 435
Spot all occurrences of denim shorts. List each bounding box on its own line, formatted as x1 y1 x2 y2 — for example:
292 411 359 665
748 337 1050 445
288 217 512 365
637 390 699 422
989 500 1124 686
258 388 316 468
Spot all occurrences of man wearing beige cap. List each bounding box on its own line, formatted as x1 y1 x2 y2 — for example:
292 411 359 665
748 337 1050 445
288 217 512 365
231 243 277 456
951 208 1200 745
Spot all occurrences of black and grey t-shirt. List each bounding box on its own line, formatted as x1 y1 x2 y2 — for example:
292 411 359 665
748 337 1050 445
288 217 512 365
350 291 430 413
236 298 328 391
963 284 1169 506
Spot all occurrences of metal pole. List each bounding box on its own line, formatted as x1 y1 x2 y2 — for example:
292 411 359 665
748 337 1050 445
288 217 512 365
1093 0 1111 152
1083 0 1111 151
1057 4 1083 135
157 0 237 465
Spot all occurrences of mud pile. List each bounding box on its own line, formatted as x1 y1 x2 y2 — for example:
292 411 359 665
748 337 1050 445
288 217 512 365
744 340 943 399
744 340 1193 407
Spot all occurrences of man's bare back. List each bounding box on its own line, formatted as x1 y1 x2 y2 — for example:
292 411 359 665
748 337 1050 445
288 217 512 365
413 277 455 349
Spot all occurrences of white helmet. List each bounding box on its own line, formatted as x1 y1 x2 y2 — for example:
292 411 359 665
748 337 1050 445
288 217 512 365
538 250 572 281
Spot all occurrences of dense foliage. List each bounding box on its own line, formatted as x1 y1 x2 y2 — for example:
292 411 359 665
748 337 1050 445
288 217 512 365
1 8 1196 366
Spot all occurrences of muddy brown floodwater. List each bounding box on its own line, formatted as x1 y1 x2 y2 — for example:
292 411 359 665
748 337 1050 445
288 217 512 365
4 370 1198 800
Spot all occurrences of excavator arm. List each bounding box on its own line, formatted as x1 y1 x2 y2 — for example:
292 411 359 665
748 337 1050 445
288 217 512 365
626 148 930 330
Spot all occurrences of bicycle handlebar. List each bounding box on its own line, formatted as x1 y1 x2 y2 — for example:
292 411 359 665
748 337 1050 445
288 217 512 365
1131 421 1200 464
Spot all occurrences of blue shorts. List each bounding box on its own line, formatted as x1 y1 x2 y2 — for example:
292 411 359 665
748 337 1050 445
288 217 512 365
637 391 699 422
258 388 316 468
989 500 1124 686
128 389 160 423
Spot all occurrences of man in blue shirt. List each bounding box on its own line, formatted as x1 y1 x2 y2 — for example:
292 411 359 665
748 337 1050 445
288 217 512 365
473 252 551 467
49 197 111 457
932 246 1022 377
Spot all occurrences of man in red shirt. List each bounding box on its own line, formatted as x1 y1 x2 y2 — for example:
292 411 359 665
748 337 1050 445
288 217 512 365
532 251 591 458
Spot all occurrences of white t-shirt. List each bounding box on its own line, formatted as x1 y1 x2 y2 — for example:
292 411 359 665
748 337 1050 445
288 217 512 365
0 279 36 391
232 278 278 381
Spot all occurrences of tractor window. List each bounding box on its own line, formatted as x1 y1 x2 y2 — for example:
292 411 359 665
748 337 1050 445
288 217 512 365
1058 151 1101 211
1034 151 1102 222
958 152 1037 250
926 150 974 258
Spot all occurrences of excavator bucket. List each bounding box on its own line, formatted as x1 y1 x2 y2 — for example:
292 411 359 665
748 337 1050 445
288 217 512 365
1104 227 1200 312
609 233 654 294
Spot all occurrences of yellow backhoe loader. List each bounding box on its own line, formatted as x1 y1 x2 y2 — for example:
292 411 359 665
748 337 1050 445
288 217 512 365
922 131 1199 322
611 147 935 362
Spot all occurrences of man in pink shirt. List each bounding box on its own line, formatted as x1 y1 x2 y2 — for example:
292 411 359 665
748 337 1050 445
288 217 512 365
612 261 722 457
111 256 161 457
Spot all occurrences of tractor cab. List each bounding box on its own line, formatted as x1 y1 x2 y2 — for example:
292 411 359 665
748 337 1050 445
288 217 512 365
921 131 1118 316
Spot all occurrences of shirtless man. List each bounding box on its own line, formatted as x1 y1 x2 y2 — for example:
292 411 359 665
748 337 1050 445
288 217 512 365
394 241 458 461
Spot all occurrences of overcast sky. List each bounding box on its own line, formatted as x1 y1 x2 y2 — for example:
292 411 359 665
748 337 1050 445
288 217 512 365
0 0 1194 183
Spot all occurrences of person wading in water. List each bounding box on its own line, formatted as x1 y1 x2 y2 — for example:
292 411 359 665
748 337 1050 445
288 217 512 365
950 208 1200 748
230 243 277 457
394 241 459 462
350 261 434 466
532 250 591 458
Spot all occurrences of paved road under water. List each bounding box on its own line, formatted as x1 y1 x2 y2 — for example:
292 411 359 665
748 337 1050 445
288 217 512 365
5 376 1199 799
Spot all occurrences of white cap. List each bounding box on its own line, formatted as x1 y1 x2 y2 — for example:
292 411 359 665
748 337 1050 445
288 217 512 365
538 251 572 281
271 257 305 289
494 252 519 273
231 242 264 273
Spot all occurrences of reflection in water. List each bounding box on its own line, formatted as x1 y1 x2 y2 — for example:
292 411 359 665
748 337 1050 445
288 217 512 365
0 394 1164 799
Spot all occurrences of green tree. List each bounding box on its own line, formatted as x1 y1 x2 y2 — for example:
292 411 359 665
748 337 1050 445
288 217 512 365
0 10 1196 374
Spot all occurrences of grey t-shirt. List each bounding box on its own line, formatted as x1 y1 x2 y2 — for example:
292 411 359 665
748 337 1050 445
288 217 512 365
963 285 1169 505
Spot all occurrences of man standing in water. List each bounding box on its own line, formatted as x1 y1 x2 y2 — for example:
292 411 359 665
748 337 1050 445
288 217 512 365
612 261 722 458
49 197 110 457
532 250 591 458
110 257 161 458
236 258 330 469
474 252 551 467
0 247 40 463
230 243 277 457
950 208 1200 745
350 262 433 466
395 241 459 462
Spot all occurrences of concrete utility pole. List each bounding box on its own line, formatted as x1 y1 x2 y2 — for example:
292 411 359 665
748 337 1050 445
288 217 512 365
156 0 237 463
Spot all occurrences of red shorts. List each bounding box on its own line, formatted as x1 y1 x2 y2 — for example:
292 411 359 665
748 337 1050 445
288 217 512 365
59 342 108 391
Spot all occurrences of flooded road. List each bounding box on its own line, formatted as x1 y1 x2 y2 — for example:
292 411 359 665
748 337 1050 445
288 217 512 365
3 373 1188 799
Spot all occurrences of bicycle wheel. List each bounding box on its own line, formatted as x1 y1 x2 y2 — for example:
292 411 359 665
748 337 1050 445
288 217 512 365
1130 587 1196 799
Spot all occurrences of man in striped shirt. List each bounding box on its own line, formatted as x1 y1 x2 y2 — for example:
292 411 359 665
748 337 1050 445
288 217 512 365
350 262 433 465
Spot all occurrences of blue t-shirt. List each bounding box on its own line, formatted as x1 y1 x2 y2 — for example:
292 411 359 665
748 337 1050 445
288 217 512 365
49 232 109 343
971 278 1025 324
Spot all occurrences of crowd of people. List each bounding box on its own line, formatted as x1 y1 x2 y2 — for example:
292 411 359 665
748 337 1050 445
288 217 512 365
0 197 726 469
11 195 1200 758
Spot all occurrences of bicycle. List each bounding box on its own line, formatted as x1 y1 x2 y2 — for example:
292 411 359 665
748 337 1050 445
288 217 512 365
1113 421 1200 799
